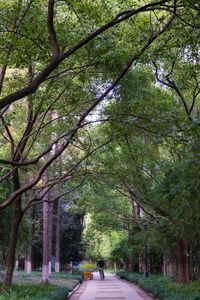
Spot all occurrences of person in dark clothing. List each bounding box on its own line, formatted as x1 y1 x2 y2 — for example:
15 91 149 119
97 257 106 280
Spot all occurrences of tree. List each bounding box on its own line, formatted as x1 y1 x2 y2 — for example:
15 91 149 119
0 0 199 288
74 63 199 283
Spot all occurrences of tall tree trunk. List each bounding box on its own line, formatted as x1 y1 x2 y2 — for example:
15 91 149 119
55 153 62 273
2 208 21 290
139 253 145 273
55 196 62 272
25 204 33 274
144 241 149 277
15 251 19 274
163 255 168 276
114 262 117 272
129 192 142 273
177 240 189 283
2 65 35 289
41 174 50 284
2 201 22 288
1 247 6 268
48 191 53 274
163 253 176 277
25 244 32 274
2 170 22 290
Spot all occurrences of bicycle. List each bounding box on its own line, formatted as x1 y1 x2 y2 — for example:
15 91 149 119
99 268 105 280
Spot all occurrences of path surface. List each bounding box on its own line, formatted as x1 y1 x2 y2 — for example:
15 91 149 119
69 272 154 300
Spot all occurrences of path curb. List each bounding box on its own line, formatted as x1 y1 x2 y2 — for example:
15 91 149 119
68 282 81 299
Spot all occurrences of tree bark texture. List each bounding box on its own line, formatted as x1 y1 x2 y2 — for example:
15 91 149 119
14 252 19 275
42 174 50 283
55 196 62 272
25 205 33 273
2 200 22 289
25 244 32 274
48 191 53 274
0 65 7 94
139 253 145 273
2 170 22 290
177 240 189 283
163 254 176 277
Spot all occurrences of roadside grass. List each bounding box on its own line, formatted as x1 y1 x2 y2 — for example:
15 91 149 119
0 284 54 300
116 271 200 300
0 271 83 300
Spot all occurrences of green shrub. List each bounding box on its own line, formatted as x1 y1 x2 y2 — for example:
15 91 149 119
80 263 96 272
0 271 82 300
49 271 83 283
116 271 200 300
30 286 69 300
72 269 84 277
0 284 55 300
0 285 70 300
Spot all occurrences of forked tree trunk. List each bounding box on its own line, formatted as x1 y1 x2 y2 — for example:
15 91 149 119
42 174 50 284
177 240 189 283
55 196 62 272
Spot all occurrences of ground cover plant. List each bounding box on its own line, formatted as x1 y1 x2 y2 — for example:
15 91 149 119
0 271 82 300
117 271 200 300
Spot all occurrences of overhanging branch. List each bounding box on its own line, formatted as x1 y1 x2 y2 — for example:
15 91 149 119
0 0 172 110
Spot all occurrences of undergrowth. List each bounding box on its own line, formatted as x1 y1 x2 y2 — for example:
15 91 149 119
0 271 82 300
116 271 200 300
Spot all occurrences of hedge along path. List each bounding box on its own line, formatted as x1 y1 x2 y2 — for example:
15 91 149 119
69 272 154 300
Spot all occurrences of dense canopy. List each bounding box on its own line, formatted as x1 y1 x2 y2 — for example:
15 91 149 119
0 0 199 295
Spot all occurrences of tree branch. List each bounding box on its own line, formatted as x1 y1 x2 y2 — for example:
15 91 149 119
23 140 111 211
0 0 171 110
0 13 175 210
1 116 15 155
153 61 191 118
48 0 60 58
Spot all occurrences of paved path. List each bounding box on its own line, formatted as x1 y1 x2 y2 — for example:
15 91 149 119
69 273 154 300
